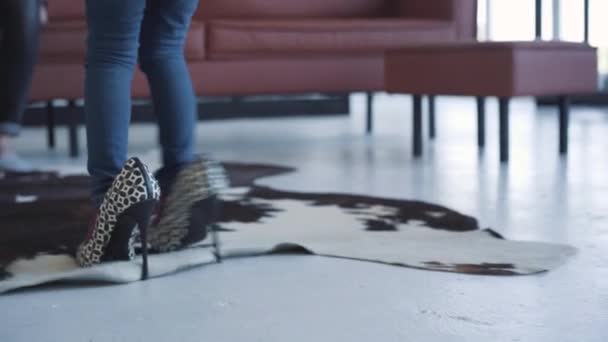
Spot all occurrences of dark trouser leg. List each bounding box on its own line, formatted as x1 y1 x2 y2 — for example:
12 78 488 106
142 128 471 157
413 95 423 157
366 92 373 134
499 97 510 163
476 97 486 148
428 95 436 139
559 96 570 155
0 0 41 136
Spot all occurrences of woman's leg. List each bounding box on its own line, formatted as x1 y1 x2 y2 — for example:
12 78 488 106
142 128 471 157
0 0 40 169
85 0 146 205
138 0 199 190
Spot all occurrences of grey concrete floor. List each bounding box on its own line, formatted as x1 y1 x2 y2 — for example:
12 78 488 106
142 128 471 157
1 94 607 341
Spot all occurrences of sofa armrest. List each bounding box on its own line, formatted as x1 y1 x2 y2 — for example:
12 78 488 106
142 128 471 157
393 0 477 39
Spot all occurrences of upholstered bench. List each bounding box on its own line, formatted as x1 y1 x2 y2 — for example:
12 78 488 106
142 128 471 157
385 42 598 162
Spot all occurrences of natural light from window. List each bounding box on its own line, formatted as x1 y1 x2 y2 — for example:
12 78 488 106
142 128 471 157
478 0 607 78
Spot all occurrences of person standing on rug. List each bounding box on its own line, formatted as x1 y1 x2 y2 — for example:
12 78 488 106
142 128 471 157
0 0 47 172
76 0 227 278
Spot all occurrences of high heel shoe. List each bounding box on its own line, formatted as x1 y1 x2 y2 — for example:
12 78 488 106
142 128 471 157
76 157 161 280
149 157 229 260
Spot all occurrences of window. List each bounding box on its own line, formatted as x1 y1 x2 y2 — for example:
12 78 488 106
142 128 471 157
589 0 608 77
478 0 608 89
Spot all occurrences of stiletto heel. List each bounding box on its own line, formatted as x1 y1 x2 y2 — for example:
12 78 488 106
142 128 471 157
210 224 222 263
101 200 157 279
134 200 156 280
140 213 149 280
210 198 222 262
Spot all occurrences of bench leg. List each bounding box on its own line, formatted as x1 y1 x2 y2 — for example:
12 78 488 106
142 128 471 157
559 96 570 155
46 101 56 150
366 92 373 135
413 95 423 157
476 96 486 149
67 100 80 158
428 95 436 139
499 97 510 163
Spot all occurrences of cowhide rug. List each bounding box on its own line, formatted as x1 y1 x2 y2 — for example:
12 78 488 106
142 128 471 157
0 163 576 294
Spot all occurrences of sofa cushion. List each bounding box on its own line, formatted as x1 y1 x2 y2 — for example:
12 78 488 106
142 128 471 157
39 21 206 62
196 0 388 19
208 19 455 58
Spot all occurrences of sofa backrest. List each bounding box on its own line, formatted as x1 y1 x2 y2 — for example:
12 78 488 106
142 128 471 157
195 0 388 19
47 0 86 20
394 0 478 39
45 0 476 40
47 0 388 20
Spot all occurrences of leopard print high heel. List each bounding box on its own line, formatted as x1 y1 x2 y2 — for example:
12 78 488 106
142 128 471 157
148 157 229 260
76 157 161 279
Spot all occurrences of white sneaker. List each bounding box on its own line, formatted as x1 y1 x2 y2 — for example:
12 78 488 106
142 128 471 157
0 154 34 172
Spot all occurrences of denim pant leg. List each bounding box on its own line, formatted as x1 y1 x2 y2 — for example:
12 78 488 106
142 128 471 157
85 0 146 205
0 0 40 136
138 0 199 191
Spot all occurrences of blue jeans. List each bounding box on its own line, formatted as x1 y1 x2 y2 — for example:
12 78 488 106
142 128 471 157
86 0 198 205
